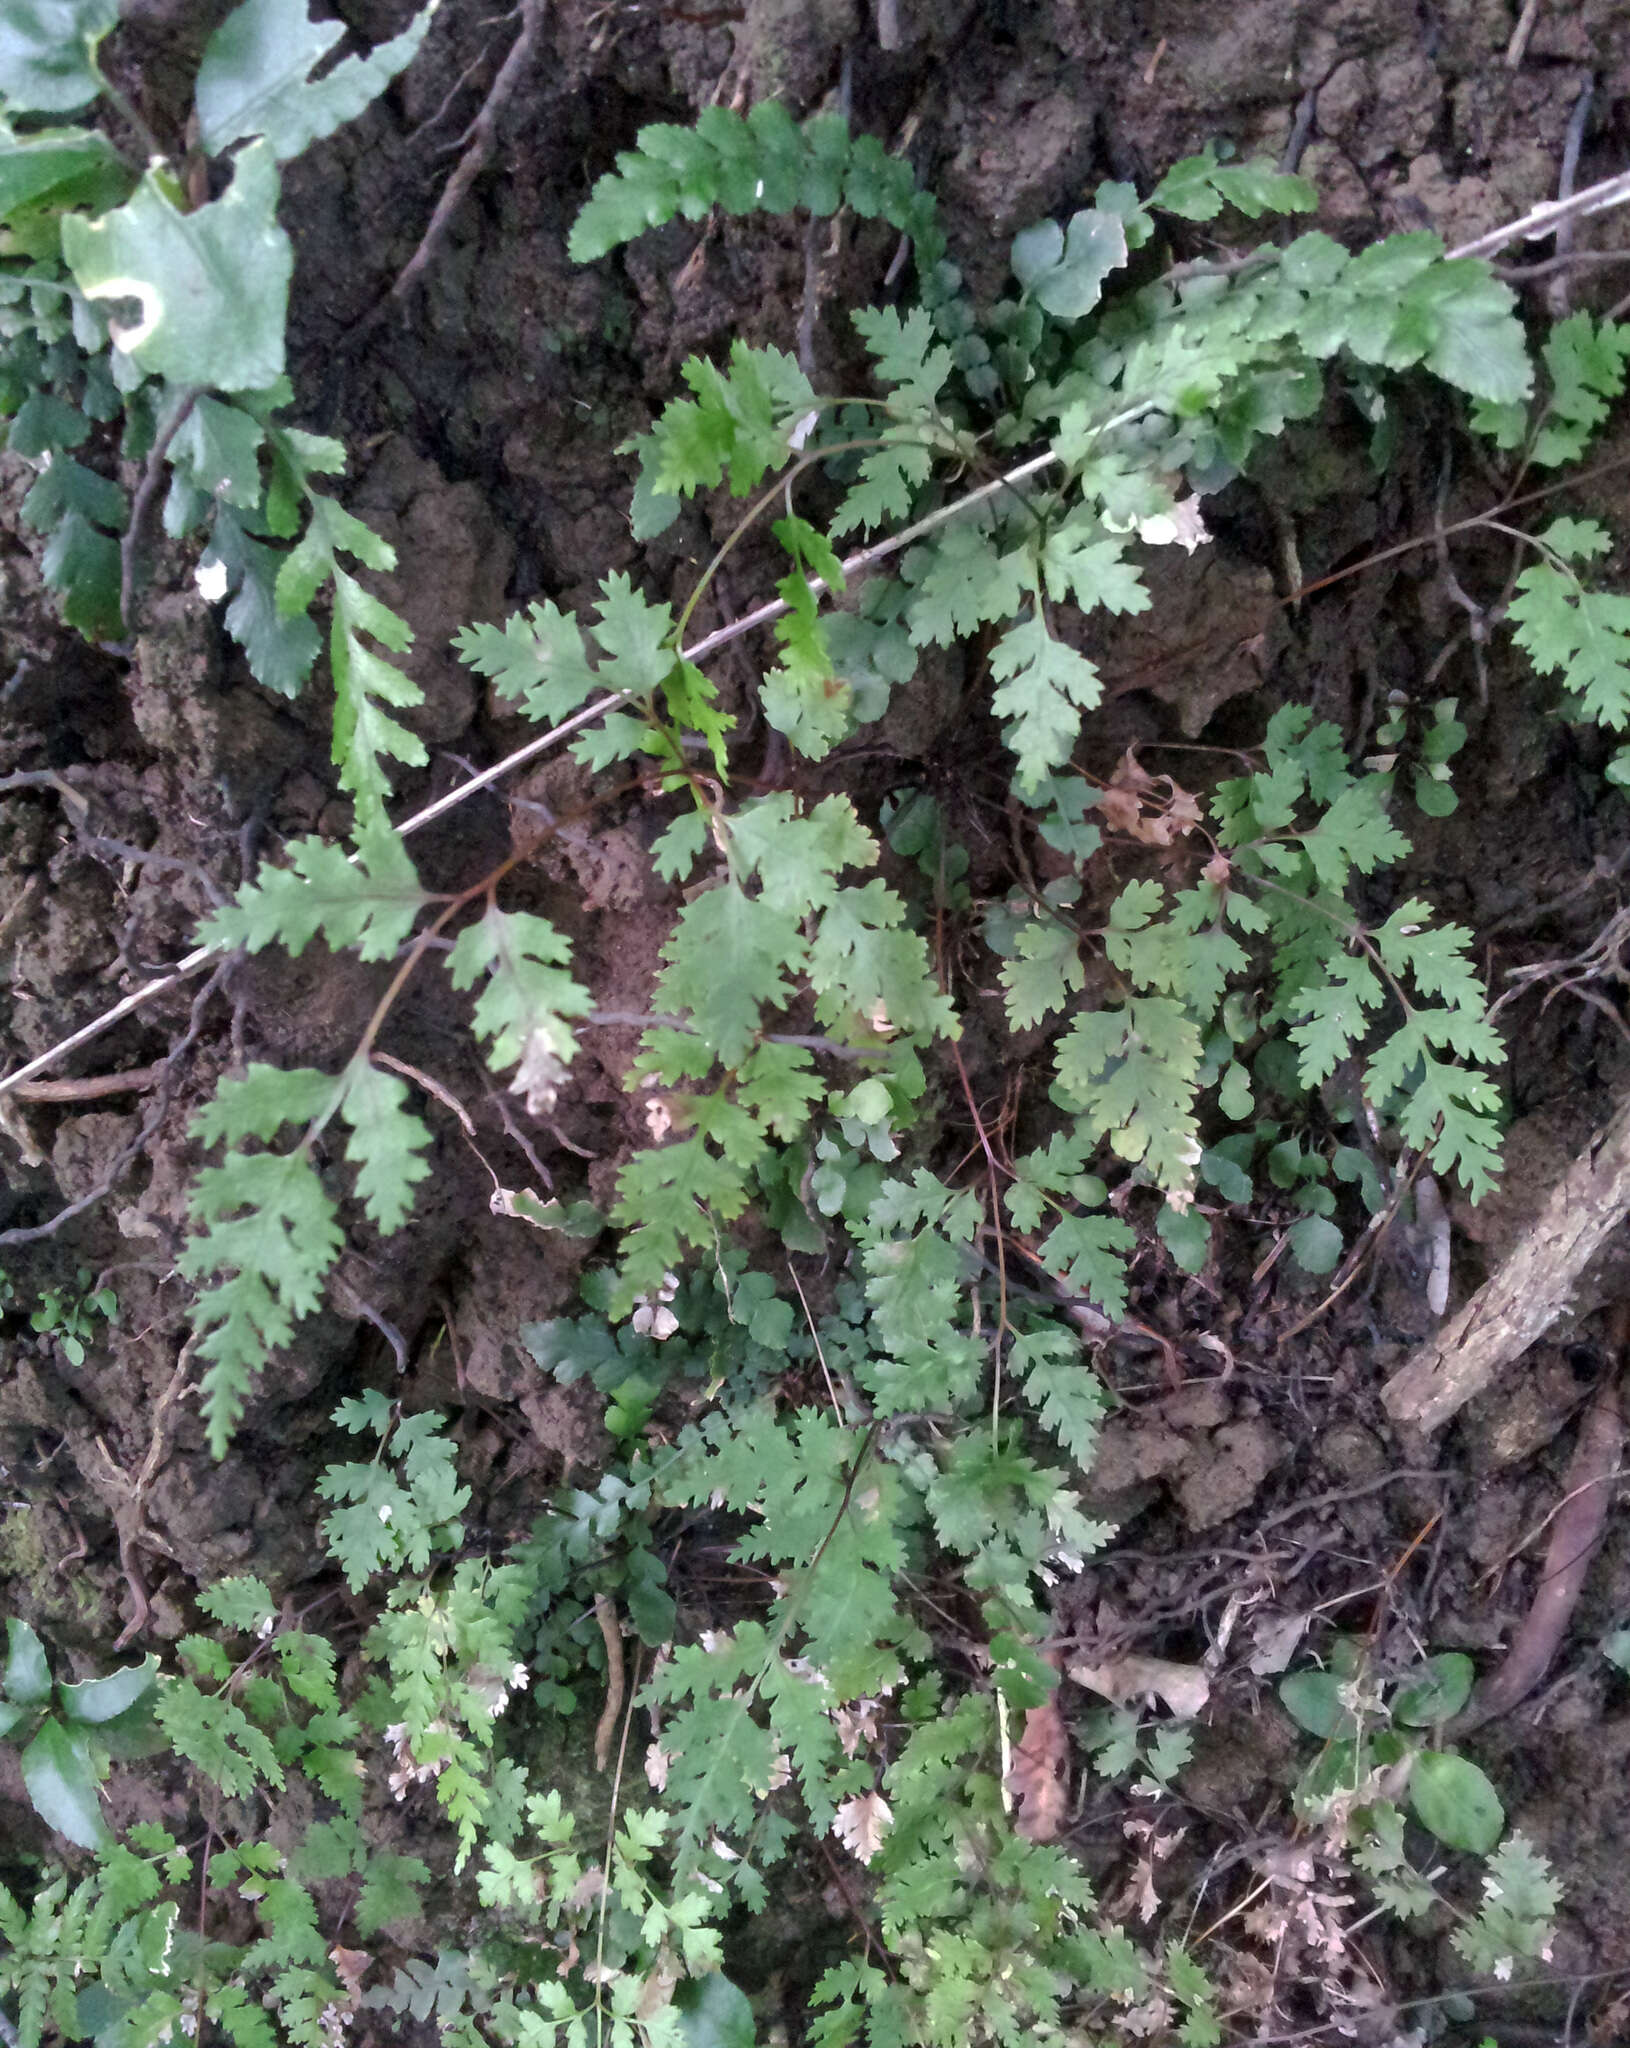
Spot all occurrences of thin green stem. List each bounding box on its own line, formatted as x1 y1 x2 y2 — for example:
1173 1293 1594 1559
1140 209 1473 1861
1243 865 1416 1021
670 433 941 652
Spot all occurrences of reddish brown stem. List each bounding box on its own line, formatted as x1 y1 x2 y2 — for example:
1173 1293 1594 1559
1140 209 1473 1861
1457 1368 1623 1733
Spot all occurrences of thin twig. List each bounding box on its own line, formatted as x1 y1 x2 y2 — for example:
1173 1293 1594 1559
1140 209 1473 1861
1257 1467 1448 1533
73 826 229 906
8 1061 166 1103
120 387 201 635
1495 247 1630 282
0 956 233 1249
592 1638 642 2044
372 1050 478 1136
1279 88 1318 177
788 1260 845 1423
1545 76 1597 318
0 874 40 945
1505 0 1543 66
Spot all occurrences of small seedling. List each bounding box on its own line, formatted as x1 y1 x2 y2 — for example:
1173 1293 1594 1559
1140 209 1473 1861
1281 1638 1560 1972
1282 1640 1500 1850
28 1269 117 1365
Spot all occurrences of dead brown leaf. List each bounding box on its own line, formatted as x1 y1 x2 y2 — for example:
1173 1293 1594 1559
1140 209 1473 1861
328 1947 371 2005
1165 786 1202 836
832 1789 893 1862
1005 1695 1071 1842
1069 1653 1211 1719
1098 783 1150 838
1111 746 1161 794
1099 749 1205 846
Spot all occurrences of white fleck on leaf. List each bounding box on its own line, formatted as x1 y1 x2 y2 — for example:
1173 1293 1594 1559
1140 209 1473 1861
195 553 229 603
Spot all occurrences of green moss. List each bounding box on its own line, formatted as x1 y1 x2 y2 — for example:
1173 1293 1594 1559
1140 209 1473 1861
0 1502 118 1639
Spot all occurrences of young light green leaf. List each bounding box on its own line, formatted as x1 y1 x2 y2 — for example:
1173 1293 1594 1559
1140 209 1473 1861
336 1058 432 1234
1000 914 1084 1029
1508 562 1630 729
355 1853 430 1938
850 303 953 411
655 885 801 1067
181 1149 344 1456
454 598 601 725
155 1682 284 1798
63 142 292 390
1054 997 1204 1195
1150 145 1315 221
198 1576 277 1634
643 339 815 500
328 565 425 817
196 0 438 161
446 904 594 1082
198 822 427 962
989 611 1104 792
1031 1211 1133 1320
902 520 1029 647
1010 1327 1109 1465
807 881 957 1040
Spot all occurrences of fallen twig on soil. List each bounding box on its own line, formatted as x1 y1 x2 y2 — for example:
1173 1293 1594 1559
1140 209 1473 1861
0 954 236 1250
1454 1366 1622 1734
6 1061 166 1103
1382 1086 1630 1431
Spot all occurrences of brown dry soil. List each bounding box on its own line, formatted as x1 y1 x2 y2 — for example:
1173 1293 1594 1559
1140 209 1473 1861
5 0 1630 2042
